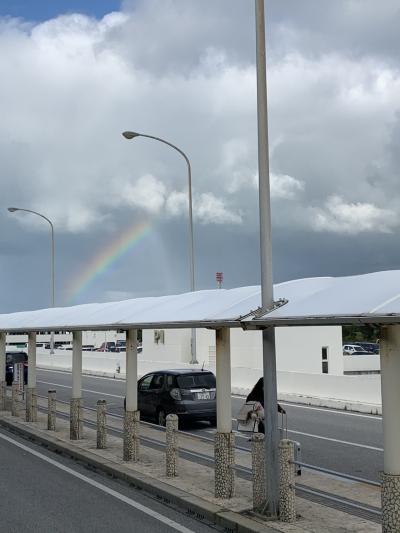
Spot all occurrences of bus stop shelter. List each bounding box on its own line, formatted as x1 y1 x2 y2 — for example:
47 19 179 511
0 269 400 530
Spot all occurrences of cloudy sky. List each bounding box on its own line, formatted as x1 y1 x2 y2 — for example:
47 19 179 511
0 0 399 313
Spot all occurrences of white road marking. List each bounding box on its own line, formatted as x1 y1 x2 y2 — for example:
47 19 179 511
0 431 196 533
38 368 125 382
286 429 383 452
279 402 382 420
37 380 124 399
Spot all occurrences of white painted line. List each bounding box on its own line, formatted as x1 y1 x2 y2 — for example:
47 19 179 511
287 429 383 452
0 431 195 533
37 381 124 399
38 368 125 382
279 402 382 420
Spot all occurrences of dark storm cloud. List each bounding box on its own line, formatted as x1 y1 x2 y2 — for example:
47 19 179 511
1 0 400 312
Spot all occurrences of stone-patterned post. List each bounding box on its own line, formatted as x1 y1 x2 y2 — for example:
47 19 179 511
48 390 56 431
0 332 6 410
26 332 37 422
215 432 235 498
382 472 400 532
123 410 140 461
380 325 400 532
70 398 83 440
166 414 179 477
279 439 296 522
97 399 107 449
0 380 6 411
25 387 37 422
11 382 20 416
252 433 266 512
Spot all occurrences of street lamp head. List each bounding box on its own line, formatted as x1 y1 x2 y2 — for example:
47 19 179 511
7 207 19 213
122 131 141 140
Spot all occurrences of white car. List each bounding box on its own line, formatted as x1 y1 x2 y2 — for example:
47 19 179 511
343 344 370 355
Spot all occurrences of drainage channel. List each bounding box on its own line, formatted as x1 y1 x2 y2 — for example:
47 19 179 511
40 406 382 524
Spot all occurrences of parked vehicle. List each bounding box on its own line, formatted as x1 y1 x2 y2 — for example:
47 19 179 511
5 351 28 386
125 369 217 426
343 344 373 355
97 341 116 352
352 342 379 354
82 345 96 351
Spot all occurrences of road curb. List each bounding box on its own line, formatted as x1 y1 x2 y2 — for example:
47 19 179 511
0 415 278 533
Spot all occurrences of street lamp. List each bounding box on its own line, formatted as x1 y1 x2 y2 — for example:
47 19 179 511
122 131 198 364
255 0 279 517
8 207 56 354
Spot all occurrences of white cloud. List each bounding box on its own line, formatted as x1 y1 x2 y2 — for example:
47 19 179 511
196 193 242 225
165 191 187 216
311 195 398 234
122 175 166 213
270 173 304 199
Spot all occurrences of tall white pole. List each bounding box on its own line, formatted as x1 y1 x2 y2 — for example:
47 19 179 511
255 0 279 517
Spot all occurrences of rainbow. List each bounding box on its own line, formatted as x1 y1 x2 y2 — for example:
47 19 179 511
67 220 152 302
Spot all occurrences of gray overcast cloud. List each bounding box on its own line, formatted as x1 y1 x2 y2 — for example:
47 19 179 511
1 0 400 312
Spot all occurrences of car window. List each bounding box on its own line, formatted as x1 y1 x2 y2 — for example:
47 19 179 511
166 375 176 389
177 373 216 389
150 374 164 390
139 374 154 391
6 352 27 364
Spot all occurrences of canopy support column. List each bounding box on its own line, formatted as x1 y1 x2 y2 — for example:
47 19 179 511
70 331 83 440
124 329 139 461
26 332 37 422
381 325 400 532
214 327 235 498
0 332 6 410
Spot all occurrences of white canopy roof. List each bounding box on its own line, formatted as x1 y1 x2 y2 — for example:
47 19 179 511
1 270 400 332
245 270 400 327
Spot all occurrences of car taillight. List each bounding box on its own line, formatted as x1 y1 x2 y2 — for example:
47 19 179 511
170 388 182 400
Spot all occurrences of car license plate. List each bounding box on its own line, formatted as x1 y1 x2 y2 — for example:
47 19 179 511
197 392 210 400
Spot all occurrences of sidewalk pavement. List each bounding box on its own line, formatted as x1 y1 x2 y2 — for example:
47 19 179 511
0 396 381 533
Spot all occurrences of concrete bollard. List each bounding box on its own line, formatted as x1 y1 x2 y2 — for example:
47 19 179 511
0 380 6 410
166 414 179 477
123 410 140 461
381 472 400 532
25 387 37 422
214 432 235 498
70 398 83 440
251 432 266 513
11 383 20 417
97 399 107 449
48 390 56 431
279 439 296 522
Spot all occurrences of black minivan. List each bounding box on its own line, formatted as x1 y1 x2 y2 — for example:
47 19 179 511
133 369 217 426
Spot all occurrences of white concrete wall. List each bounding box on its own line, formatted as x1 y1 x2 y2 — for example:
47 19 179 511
195 325 343 375
343 354 380 373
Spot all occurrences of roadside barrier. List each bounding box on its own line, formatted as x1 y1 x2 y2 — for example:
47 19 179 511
11 383 21 417
166 413 179 477
31 393 382 521
279 439 296 522
251 432 265 512
96 399 107 449
48 390 56 431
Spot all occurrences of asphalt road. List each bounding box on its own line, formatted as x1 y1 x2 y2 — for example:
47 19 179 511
35 368 383 482
0 427 216 533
